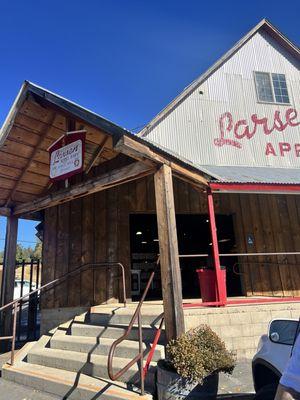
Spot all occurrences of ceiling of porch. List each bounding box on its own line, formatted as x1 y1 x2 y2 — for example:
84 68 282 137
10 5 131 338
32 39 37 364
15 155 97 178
0 82 208 217
0 82 123 209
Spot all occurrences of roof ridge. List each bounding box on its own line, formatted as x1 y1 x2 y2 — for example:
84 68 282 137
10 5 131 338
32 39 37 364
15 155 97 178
139 19 300 138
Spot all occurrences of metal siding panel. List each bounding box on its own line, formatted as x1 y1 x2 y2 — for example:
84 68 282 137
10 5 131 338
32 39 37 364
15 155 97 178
145 30 300 175
199 165 300 184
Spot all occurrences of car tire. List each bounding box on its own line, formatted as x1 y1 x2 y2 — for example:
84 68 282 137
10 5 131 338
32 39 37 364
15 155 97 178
254 383 278 400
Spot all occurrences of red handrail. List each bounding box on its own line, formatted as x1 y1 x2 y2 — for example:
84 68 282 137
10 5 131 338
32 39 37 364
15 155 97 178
143 316 164 379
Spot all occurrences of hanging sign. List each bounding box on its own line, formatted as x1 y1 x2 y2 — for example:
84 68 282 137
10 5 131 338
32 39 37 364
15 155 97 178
48 130 86 181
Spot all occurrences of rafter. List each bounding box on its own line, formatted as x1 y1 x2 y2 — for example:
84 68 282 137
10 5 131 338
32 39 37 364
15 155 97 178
115 135 208 187
5 111 57 207
85 136 109 174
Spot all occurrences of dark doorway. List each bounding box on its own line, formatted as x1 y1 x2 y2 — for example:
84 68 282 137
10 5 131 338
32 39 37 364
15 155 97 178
129 214 242 300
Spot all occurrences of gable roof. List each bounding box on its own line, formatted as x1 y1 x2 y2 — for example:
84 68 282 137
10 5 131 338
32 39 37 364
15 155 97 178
0 81 209 213
0 81 210 175
0 81 130 148
139 19 300 137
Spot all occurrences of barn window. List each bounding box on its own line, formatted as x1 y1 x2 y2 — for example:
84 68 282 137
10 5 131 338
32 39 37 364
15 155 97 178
254 72 290 104
271 73 290 104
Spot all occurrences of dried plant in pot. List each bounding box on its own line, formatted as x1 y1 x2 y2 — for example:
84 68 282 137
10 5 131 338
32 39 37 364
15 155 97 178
157 325 236 400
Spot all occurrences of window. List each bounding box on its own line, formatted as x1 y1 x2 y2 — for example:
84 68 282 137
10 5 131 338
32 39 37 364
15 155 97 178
255 72 274 102
254 72 290 104
272 73 290 104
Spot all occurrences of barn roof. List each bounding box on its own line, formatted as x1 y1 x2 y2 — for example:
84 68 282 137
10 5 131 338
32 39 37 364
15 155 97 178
0 81 130 147
199 165 300 185
0 81 208 216
139 19 300 138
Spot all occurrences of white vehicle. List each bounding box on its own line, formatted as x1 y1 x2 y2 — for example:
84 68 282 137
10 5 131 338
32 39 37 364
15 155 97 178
14 280 37 300
252 318 299 400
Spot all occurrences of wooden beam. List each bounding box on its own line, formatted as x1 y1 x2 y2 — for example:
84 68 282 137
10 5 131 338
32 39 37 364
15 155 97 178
115 135 208 187
5 111 57 207
85 136 109 174
154 164 185 341
1 216 18 306
0 207 11 217
172 171 207 191
0 216 18 349
13 162 155 216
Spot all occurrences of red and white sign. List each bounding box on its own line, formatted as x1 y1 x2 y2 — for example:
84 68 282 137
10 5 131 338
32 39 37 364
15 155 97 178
49 130 86 181
214 108 300 158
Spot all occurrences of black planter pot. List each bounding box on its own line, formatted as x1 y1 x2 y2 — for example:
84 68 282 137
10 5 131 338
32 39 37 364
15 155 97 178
156 360 219 400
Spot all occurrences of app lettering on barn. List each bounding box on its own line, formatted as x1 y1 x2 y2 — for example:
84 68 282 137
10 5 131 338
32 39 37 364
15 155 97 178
214 108 300 157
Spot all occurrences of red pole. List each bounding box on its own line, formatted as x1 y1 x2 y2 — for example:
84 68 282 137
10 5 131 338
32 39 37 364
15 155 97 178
207 187 227 305
143 317 164 378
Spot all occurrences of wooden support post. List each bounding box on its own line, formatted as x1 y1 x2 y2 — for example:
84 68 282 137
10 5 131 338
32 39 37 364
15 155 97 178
1 216 18 349
207 187 227 305
154 164 185 342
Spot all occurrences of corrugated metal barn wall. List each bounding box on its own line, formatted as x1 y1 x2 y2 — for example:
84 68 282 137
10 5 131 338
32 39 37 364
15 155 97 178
145 30 300 170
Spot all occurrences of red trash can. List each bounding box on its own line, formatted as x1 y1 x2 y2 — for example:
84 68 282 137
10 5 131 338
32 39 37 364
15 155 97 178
196 267 226 302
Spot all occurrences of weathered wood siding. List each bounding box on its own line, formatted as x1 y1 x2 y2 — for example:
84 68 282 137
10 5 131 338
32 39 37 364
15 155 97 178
42 177 300 308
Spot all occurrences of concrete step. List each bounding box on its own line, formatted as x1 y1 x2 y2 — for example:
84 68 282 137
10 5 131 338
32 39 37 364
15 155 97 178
71 322 166 344
89 306 164 327
27 347 156 389
50 334 164 361
2 361 152 400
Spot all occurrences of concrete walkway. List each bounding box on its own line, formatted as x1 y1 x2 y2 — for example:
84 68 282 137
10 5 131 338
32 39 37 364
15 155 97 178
219 358 255 396
0 379 59 400
0 378 254 400
0 350 255 399
0 351 58 399
0 378 255 400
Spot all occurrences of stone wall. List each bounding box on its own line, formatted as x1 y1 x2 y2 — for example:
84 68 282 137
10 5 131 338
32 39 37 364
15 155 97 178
184 302 300 359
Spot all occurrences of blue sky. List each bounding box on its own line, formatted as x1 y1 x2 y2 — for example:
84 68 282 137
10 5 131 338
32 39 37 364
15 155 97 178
0 0 299 250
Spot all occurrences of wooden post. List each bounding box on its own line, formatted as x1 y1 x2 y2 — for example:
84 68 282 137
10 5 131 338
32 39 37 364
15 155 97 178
154 164 185 341
207 187 227 305
1 216 18 348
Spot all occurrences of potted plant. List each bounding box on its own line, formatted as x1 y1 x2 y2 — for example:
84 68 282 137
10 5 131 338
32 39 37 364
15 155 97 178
157 325 236 400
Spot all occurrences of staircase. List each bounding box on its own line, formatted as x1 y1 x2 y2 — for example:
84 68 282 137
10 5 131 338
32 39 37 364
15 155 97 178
2 304 165 399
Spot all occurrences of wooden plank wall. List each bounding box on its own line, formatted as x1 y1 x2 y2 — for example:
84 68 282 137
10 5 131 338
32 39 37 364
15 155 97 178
41 177 300 309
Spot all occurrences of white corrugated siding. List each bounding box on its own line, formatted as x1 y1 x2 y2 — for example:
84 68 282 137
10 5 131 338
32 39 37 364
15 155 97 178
145 30 300 169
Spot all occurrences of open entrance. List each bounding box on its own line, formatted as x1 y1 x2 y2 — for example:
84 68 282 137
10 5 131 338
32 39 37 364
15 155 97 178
129 213 242 301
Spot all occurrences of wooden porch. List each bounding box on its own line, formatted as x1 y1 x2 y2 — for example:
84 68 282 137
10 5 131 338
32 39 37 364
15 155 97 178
0 82 209 343
2 82 300 348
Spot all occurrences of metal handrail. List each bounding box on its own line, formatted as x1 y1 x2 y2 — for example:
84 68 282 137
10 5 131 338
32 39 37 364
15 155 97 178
108 259 161 396
178 252 300 258
232 260 300 276
143 315 164 379
0 261 127 366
